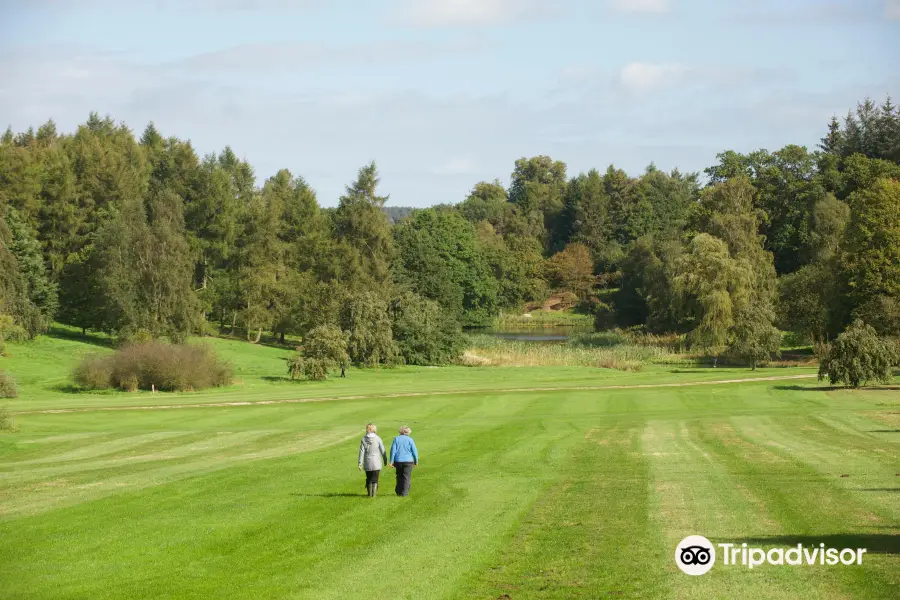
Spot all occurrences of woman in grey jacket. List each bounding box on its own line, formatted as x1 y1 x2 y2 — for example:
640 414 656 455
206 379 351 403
358 423 388 497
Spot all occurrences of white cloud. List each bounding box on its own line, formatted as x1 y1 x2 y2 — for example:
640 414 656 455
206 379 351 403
619 62 687 92
610 0 671 15
615 62 788 94
430 157 479 175
886 0 900 19
169 36 484 72
400 0 554 27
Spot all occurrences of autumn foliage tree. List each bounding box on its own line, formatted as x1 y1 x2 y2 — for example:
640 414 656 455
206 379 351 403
546 242 595 300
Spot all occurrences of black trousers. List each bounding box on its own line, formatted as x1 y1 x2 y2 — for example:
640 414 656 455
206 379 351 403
365 470 380 486
394 462 414 496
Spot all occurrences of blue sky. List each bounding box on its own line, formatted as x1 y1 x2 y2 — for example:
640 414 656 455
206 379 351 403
1 0 898 207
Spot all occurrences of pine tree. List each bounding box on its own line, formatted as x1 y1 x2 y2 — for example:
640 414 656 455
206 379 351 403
0 207 43 337
333 162 394 286
3 206 57 326
819 116 843 154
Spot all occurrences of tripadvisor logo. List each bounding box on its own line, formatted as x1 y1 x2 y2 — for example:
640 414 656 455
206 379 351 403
675 536 867 575
675 535 716 575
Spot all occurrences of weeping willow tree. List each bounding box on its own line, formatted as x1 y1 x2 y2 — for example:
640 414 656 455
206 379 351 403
674 233 752 358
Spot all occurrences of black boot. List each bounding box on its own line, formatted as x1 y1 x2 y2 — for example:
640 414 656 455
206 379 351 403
366 483 374 497
372 483 378 498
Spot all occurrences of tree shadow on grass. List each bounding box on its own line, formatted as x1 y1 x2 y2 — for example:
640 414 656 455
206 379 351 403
45 325 115 350
261 376 294 383
869 430 900 433
858 488 900 492
291 492 363 498
728 534 900 555
774 385 900 392
51 384 87 394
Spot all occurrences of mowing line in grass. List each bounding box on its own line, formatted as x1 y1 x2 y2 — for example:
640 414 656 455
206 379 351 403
13 373 819 415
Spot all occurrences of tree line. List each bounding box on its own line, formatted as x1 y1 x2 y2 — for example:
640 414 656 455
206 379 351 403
0 97 898 367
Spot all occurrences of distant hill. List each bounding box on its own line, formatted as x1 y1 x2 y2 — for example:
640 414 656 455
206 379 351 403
383 206 416 224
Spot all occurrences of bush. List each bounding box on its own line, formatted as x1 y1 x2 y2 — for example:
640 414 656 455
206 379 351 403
287 355 306 381
73 342 233 392
0 370 17 398
288 325 350 381
72 355 113 389
0 406 14 432
818 320 897 388
302 357 330 381
0 314 28 356
116 327 154 346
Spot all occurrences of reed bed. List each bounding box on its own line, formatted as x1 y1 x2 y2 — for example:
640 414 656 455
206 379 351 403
461 333 691 371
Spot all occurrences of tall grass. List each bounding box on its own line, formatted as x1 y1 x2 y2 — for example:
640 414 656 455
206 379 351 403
461 333 688 371
491 310 594 329
569 330 688 352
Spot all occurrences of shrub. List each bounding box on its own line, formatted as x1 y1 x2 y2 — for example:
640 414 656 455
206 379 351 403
0 314 27 356
288 325 349 381
818 320 897 388
116 327 154 346
0 370 17 398
73 342 233 392
72 355 113 389
287 355 305 381
302 358 330 381
0 406 14 432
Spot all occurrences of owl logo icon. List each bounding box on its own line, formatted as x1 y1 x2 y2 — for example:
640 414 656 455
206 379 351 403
675 536 716 575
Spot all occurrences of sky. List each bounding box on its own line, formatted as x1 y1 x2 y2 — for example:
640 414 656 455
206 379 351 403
0 1 898 207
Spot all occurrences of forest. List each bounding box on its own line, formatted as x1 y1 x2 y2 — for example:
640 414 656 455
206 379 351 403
1 97 899 370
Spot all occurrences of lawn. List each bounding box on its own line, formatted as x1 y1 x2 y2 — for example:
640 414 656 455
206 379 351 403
0 333 898 599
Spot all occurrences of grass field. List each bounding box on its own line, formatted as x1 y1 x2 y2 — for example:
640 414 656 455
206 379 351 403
1 332 898 599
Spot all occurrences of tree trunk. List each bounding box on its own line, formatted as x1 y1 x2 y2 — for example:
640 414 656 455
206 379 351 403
82 327 86 336
279 331 285 344
229 312 237 336
253 327 262 344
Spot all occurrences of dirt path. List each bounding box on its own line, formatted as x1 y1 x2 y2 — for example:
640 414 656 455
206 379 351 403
15 374 819 415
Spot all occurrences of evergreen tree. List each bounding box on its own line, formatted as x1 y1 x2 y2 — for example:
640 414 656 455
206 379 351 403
3 206 57 327
0 207 43 337
333 162 394 286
